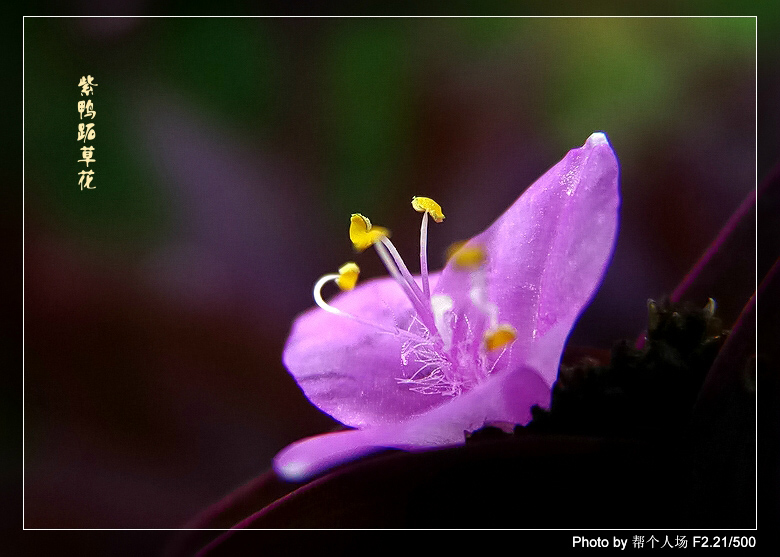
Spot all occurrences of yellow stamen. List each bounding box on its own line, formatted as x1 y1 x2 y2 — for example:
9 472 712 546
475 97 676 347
447 241 486 270
336 262 360 291
484 324 517 351
349 213 390 252
411 196 445 223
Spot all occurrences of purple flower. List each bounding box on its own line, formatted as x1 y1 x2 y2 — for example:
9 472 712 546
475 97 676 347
274 132 620 481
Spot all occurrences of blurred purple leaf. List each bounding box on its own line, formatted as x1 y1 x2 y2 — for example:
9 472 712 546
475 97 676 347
138 95 327 333
671 164 778 325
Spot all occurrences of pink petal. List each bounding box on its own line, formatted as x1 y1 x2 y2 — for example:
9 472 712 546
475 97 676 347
274 365 550 481
283 275 447 428
436 132 620 386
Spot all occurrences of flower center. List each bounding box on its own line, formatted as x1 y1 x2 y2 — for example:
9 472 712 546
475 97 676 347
313 197 517 397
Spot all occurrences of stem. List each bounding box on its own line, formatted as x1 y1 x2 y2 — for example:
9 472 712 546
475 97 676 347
313 274 423 341
420 211 431 302
375 239 437 334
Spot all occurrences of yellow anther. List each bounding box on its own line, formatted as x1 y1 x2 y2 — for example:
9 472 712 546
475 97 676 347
484 324 517 351
411 196 445 223
349 213 390 252
336 262 360 291
447 241 487 270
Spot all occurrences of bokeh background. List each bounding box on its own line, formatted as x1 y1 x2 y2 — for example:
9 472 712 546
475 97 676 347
23 15 759 537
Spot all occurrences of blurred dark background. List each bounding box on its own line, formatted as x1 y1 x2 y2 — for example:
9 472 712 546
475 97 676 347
22 15 761 537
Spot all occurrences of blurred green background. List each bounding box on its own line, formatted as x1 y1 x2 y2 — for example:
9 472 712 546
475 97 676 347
24 15 759 541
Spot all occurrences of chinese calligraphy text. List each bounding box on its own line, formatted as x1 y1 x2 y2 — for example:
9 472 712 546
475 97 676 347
77 75 97 190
